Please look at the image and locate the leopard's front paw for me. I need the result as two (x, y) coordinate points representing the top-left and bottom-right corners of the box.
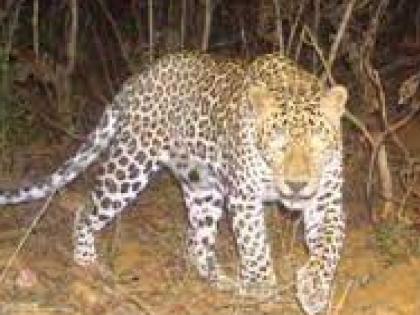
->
(296, 263), (331, 315)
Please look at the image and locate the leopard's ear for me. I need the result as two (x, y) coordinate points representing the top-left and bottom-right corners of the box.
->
(320, 85), (347, 122)
(247, 83), (275, 115)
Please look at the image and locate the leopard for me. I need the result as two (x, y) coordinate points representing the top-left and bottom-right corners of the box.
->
(0, 52), (348, 315)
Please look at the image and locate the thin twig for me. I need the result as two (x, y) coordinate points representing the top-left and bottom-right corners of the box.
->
(361, 0), (389, 54)
(312, 0), (320, 71)
(181, 0), (187, 49)
(303, 25), (334, 84)
(322, 0), (357, 83)
(273, 0), (284, 55)
(148, 0), (154, 62)
(287, 0), (307, 56)
(0, 191), (56, 285)
(201, 0), (212, 51)
(66, 0), (78, 75)
(32, 0), (39, 60)
(328, 280), (355, 315)
(328, 0), (357, 66)
(239, 13), (248, 57)
(96, 0), (132, 68)
(344, 111), (374, 146)
(294, 27), (305, 62)
(4, 1), (22, 68)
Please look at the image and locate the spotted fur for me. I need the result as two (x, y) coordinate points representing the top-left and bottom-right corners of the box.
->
(0, 52), (347, 314)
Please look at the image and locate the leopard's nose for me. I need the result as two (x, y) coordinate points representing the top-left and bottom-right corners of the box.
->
(285, 181), (307, 193)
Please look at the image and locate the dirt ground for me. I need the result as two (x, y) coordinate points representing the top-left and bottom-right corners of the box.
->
(0, 146), (420, 315)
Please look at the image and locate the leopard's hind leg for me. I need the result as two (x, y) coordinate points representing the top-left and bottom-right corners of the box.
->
(73, 132), (160, 265)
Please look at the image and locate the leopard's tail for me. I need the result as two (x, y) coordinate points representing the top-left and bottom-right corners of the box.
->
(0, 105), (120, 205)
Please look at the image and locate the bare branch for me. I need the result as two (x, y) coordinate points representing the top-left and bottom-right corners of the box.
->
(201, 0), (212, 51)
(312, 0), (320, 70)
(344, 111), (374, 146)
(294, 28), (305, 62)
(322, 0), (357, 83)
(32, 0), (39, 60)
(287, 0), (307, 55)
(148, 0), (154, 61)
(66, 0), (78, 75)
(273, 0), (284, 54)
(96, 0), (132, 67)
(181, 0), (187, 49)
(303, 25), (334, 84)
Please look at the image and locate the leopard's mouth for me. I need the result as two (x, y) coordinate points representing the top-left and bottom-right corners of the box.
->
(278, 190), (315, 202)
(279, 195), (312, 210)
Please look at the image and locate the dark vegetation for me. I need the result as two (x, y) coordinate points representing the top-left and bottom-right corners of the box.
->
(0, 1), (420, 314)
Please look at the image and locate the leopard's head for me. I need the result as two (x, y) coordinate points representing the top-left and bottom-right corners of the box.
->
(248, 83), (347, 203)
